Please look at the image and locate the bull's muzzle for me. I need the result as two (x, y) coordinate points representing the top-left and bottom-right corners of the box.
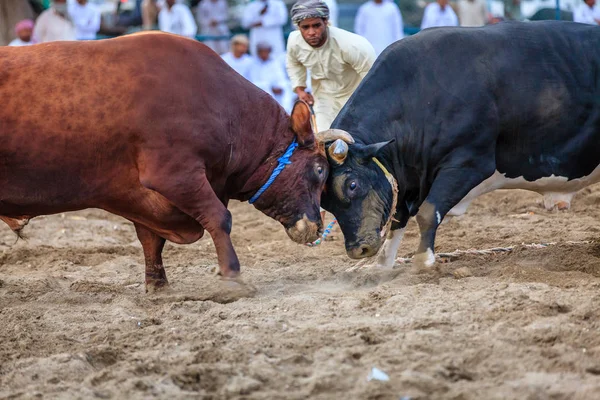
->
(286, 215), (322, 244)
(346, 236), (382, 259)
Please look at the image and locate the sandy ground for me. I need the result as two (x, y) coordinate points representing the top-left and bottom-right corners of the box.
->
(2, 186), (600, 399)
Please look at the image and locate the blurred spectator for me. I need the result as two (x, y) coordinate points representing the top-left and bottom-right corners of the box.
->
(573, 0), (600, 24)
(69, 0), (101, 40)
(249, 42), (292, 112)
(222, 34), (253, 80)
(33, 0), (77, 43)
(355, 0), (403, 56)
(324, 0), (338, 26)
(241, 0), (288, 56)
(0, 0), (35, 46)
(9, 19), (35, 47)
(457, 0), (488, 26)
(197, 0), (230, 54)
(158, 0), (198, 38)
(142, 0), (159, 29)
(503, 0), (521, 20)
(420, 0), (459, 29)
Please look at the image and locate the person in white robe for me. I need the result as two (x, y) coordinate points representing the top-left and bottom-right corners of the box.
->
(457, 0), (488, 26)
(221, 34), (254, 81)
(249, 42), (292, 113)
(324, 0), (338, 26)
(9, 19), (35, 46)
(354, 0), (404, 56)
(241, 0), (288, 56)
(573, 0), (600, 25)
(33, 0), (77, 43)
(420, 0), (459, 30)
(158, 0), (198, 38)
(196, 0), (230, 54)
(68, 0), (101, 40)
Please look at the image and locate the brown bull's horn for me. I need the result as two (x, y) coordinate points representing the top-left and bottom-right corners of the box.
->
(328, 139), (349, 165)
(315, 129), (355, 144)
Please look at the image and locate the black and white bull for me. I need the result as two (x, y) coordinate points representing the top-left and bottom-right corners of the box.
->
(320, 21), (600, 268)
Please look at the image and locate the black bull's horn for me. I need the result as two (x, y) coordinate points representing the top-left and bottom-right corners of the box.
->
(315, 129), (355, 145)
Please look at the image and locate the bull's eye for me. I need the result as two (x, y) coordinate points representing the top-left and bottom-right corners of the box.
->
(349, 181), (357, 191)
(317, 166), (323, 175)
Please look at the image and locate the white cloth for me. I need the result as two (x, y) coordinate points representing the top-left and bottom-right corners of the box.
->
(573, 4), (600, 25)
(68, 2), (101, 40)
(457, 0), (487, 27)
(222, 52), (254, 80)
(241, 0), (288, 56)
(196, 0), (230, 54)
(420, 2), (459, 30)
(8, 38), (33, 46)
(33, 9), (77, 43)
(249, 57), (292, 112)
(158, 3), (198, 38)
(286, 26), (376, 129)
(354, 1), (403, 56)
(324, 0), (338, 27)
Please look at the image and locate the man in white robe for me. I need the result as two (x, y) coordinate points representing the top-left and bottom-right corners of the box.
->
(221, 34), (254, 81)
(9, 19), (35, 46)
(420, 0), (459, 29)
(68, 0), (101, 40)
(197, 0), (230, 54)
(241, 0), (288, 57)
(249, 42), (292, 113)
(573, 0), (600, 25)
(33, 0), (77, 43)
(354, 0), (404, 56)
(158, 0), (198, 38)
(324, 0), (338, 26)
(457, 0), (488, 27)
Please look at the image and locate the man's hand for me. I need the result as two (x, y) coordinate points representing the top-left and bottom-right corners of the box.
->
(295, 88), (314, 105)
(260, 5), (268, 15)
(252, 22), (263, 28)
(210, 19), (218, 27)
(272, 87), (283, 95)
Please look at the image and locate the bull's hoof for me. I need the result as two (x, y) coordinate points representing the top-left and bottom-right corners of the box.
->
(413, 248), (436, 268)
(145, 278), (169, 293)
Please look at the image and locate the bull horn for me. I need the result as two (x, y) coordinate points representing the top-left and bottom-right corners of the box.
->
(328, 139), (349, 165)
(315, 129), (355, 144)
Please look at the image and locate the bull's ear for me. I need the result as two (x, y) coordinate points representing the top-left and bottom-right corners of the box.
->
(290, 101), (315, 148)
(355, 140), (395, 161)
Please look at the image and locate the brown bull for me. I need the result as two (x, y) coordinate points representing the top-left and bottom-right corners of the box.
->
(0, 32), (331, 291)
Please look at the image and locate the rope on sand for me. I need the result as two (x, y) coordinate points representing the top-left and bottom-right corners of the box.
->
(306, 219), (337, 247)
(395, 240), (595, 264)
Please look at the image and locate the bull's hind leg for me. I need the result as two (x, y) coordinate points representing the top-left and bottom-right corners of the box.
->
(414, 164), (494, 268)
(0, 216), (30, 239)
(134, 223), (168, 292)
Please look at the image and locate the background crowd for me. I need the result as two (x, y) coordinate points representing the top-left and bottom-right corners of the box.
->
(2, 0), (599, 112)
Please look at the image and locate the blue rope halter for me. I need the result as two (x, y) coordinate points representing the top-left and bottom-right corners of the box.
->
(248, 138), (299, 204)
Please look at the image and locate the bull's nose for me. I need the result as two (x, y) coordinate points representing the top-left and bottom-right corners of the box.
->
(348, 244), (377, 259)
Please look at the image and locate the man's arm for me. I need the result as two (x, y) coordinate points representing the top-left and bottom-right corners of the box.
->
(420, 5), (433, 30)
(241, 3), (259, 29)
(181, 6), (198, 38)
(286, 42), (313, 104)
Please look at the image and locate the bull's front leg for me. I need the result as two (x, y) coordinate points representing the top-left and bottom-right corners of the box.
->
(134, 223), (168, 292)
(414, 166), (493, 268)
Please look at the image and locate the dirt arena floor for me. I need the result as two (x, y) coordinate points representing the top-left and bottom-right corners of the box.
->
(2, 185), (600, 399)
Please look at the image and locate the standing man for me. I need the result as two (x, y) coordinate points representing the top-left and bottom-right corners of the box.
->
(33, 0), (77, 43)
(286, 0), (376, 132)
(158, 0), (198, 39)
(457, 0), (488, 26)
(69, 0), (101, 40)
(9, 19), (35, 47)
(241, 0), (288, 57)
(420, 0), (459, 30)
(249, 42), (292, 112)
(574, 0), (600, 25)
(354, 0), (404, 56)
(197, 0), (230, 54)
(287, 0), (376, 225)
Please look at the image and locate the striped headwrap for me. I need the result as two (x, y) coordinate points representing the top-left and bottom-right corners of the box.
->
(290, 0), (330, 24)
